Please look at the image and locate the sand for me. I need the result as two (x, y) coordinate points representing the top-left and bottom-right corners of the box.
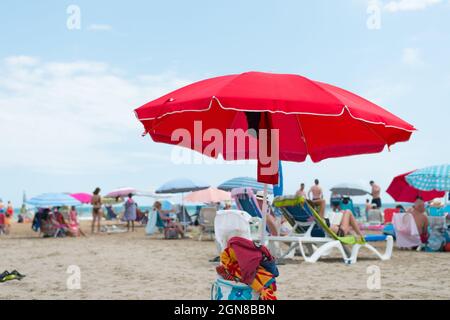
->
(1, 221), (450, 300)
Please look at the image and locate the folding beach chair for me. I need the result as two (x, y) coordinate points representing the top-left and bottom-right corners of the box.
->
(367, 208), (383, 225)
(232, 188), (315, 258)
(177, 205), (193, 229)
(231, 188), (267, 238)
(340, 197), (360, 218)
(231, 188), (263, 219)
(270, 196), (394, 264)
(40, 213), (66, 238)
(198, 207), (217, 241)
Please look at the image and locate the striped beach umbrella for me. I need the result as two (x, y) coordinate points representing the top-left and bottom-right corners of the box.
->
(27, 193), (82, 207)
(218, 177), (273, 194)
(405, 164), (450, 191)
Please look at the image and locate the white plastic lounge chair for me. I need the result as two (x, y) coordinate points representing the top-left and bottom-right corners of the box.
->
(198, 207), (217, 241)
(270, 196), (394, 264)
(214, 209), (253, 252)
(231, 188), (301, 257)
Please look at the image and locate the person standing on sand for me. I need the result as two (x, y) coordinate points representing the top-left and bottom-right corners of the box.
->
(370, 181), (382, 209)
(123, 193), (137, 232)
(308, 179), (326, 218)
(91, 188), (102, 234)
(295, 183), (306, 198)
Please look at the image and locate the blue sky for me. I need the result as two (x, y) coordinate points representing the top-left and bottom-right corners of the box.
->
(0, 0), (449, 205)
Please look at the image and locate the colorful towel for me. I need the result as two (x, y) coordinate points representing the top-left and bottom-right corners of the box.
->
(220, 245), (277, 300)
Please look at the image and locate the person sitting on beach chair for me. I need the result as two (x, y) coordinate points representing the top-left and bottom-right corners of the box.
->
(65, 206), (85, 237)
(153, 201), (184, 239)
(39, 209), (65, 238)
(329, 202), (365, 241)
(408, 197), (429, 245)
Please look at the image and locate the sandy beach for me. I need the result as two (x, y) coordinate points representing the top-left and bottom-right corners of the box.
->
(1, 221), (449, 300)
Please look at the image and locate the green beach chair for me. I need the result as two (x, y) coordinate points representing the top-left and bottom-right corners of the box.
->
(270, 195), (394, 264)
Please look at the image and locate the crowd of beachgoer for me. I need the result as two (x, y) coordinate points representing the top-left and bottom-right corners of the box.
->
(1, 180), (448, 253)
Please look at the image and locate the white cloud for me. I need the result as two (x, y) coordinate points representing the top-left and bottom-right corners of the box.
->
(4, 55), (39, 67)
(0, 56), (191, 174)
(384, 0), (442, 12)
(88, 24), (113, 32)
(402, 47), (424, 66)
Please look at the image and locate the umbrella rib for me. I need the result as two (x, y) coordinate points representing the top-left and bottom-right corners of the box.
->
(295, 114), (310, 157)
(356, 114), (390, 149)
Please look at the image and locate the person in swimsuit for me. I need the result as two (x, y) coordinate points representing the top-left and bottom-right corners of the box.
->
(370, 181), (382, 208)
(91, 187), (102, 234)
(410, 196), (429, 244)
(308, 179), (326, 218)
(153, 201), (184, 238)
(295, 183), (306, 198)
(331, 203), (365, 240)
(256, 191), (286, 236)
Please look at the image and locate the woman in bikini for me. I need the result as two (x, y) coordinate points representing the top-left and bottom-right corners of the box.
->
(91, 188), (102, 234)
(330, 201), (365, 241)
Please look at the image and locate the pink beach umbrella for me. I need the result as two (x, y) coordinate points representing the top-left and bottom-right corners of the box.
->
(184, 187), (231, 203)
(106, 187), (137, 198)
(70, 193), (92, 204)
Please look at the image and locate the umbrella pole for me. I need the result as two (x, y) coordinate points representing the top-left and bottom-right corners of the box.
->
(181, 192), (187, 230)
(260, 184), (268, 244)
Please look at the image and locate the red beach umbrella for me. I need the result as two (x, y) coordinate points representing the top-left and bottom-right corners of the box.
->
(135, 71), (415, 240)
(387, 171), (445, 203)
(135, 72), (414, 179)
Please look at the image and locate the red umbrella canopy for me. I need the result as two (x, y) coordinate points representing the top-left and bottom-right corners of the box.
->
(135, 72), (415, 183)
(387, 171), (445, 203)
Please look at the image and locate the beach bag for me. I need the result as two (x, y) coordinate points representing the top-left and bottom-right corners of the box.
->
(425, 228), (446, 252)
(211, 278), (260, 300)
(164, 227), (179, 239)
